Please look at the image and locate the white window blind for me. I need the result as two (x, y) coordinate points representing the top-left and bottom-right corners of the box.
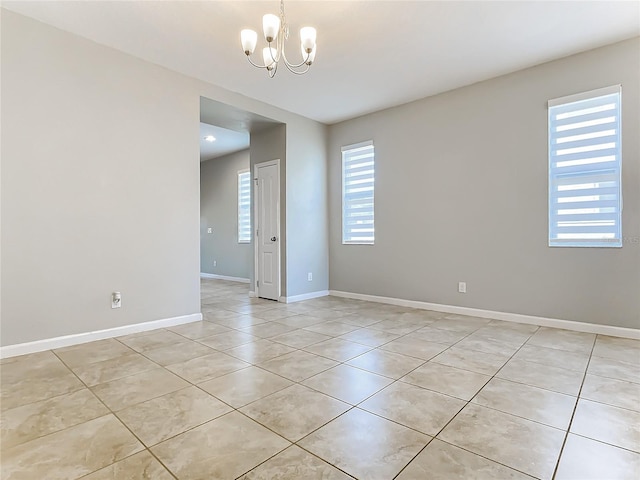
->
(238, 170), (251, 243)
(548, 85), (622, 247)
(342, 141), (375, 244)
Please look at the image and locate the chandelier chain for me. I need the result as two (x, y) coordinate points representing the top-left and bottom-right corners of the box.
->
(280, 0), (290, 41)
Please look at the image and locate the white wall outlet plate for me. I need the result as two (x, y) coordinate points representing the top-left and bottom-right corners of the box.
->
(111, 292), (122, 308)
(458, 282), (467, 293)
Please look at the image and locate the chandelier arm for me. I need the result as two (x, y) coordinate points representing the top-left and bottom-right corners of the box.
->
(269, 62), (278, 78)
(280, 47), (311, 69)
(267, 38), (282, 64)
(246, 55), (270, 70)
(281, 62), (311, 75)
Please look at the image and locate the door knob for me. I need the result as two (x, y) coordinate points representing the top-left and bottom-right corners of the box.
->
(271, 236), (277, 241)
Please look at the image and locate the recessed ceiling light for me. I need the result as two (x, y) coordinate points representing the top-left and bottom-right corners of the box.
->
(204, 135), (216, 142)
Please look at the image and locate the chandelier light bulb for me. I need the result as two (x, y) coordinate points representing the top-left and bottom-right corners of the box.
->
(241, 29), (258, 55)
(300, 27), (316, 52)
(262, 14), (280, 43)
(263, 47), (278, 70)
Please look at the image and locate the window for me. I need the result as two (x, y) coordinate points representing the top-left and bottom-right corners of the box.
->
(342, 141), (375, 244)
(238, 170), (251, 243)
(548, 85), (622, 247)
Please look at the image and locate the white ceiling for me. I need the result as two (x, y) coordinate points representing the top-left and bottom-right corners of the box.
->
(3, 1), (639, 124)
(199, 123), (250, 162)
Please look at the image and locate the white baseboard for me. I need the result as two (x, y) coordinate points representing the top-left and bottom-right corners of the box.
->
(279, 290), (329, 304)
(329, 290), (640, 340)
(248, 291), (257, 298)
(200, 273), (250, 283)
(0, 313), (202, 359)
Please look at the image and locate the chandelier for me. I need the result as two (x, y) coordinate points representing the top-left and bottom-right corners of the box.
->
(240, 0), (317, 77)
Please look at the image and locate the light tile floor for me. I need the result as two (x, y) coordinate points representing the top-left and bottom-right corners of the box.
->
(1, 278), (639, 479)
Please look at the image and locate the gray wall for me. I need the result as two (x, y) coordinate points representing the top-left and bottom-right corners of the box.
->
(1, 9), (202, 346)
(1, 10), (329, 346)
(200, 149), (251, 279)
(286, 121), (329, 297)
(328, 37), (640, 329)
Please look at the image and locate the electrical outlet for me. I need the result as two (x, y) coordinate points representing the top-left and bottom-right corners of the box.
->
(307, 272), (313, 281)
(458, 282), (467, 293)
(213, 261), (217, 267)
(111, 292), (122, 309)
(207, 228), (213, 234)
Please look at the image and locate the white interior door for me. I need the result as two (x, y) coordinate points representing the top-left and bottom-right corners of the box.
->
(254, 160), (280, 300)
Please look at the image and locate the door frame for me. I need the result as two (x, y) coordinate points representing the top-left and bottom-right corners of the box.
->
(253, 159), (281, 300)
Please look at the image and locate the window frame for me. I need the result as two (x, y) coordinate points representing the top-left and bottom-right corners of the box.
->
(548, 85), (622, 248)
(342, 140), (375, 245)
(237, 169), (251, 244)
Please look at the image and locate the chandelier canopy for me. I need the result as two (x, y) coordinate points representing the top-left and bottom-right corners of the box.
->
(240, 0), (317, 77)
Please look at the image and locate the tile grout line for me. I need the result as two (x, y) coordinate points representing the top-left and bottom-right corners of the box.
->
(565, 432), (640, 455)
(550, 334), (598, 480)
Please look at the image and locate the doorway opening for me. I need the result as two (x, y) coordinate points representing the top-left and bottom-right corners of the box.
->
(199, 97), (285, 301)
